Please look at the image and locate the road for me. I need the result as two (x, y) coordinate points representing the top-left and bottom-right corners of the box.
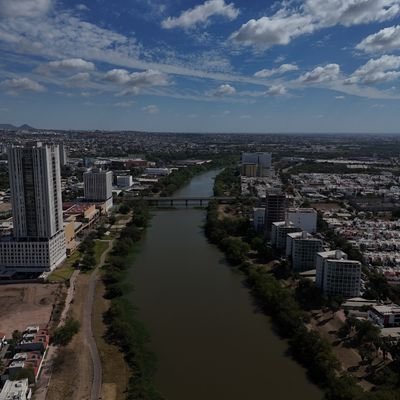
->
(84, 239), (114, 400)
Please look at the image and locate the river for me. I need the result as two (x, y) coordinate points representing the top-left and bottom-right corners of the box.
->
(127, 169), (322, 400)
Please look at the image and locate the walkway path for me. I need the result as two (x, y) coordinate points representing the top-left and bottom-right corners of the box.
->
(33, 270), (80, 400)
(84, 239), (114, 400)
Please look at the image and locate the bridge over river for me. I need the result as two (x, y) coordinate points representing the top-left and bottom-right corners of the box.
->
(126, 196), (237, 207)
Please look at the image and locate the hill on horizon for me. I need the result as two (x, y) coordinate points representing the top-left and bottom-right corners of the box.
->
(0, 123), (35, 130)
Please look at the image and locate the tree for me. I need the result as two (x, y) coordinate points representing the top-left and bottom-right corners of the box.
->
(220, 237), (250, 265)
(295, 279), (325, 310)
(11, 368), (35, 384)
(12, 330), (22, 343)
(353, 320), (380, 346)
(53, 318), (80, 346)
(119, 204), (130, 214)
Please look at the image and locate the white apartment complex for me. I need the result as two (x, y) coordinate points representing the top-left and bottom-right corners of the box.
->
(271, 221), (301, 250)
(316, 250), (361, 298)
(291, 233), (323, 272)
(287, 208), (317, 233)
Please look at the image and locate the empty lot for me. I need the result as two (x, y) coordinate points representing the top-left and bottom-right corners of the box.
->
(0, 284), (61, 336)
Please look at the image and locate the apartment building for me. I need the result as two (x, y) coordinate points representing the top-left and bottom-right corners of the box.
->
(316, 250), (361, 298)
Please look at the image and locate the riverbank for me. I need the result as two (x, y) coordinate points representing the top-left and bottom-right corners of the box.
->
(100, 201), (165, 400)
(204, 171), (398, 400)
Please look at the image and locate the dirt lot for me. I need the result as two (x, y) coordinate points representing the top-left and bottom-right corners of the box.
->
(309, 310), (375, 390)
(0, 284), (61, 337)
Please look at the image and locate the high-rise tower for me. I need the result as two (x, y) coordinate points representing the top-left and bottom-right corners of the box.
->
(0, 143), (66, 273)
(8, 143), (63, 239)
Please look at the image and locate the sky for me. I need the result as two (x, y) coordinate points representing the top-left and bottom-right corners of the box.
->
(1, 0), (400, 133)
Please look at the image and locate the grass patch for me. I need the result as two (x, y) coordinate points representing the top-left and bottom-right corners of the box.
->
(94, 241), (110, 264)
(48, 251), (81, 282)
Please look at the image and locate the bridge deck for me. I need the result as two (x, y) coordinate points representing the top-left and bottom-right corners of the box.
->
(128, 196), (236, 201)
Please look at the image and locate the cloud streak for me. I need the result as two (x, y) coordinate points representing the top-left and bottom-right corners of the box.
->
(231, 0), (400, 49)
(162, 0), (239, 29)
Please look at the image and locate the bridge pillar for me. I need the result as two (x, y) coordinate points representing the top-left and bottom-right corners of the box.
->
(200, 199), (203, 206)
(185, 199), (188, 207)
(170, 199), (173, 207)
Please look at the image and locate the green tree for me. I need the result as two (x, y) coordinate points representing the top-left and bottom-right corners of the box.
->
(53, 318), (80, 346)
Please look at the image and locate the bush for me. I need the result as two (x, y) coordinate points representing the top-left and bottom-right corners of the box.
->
(53, 318), (80, 346)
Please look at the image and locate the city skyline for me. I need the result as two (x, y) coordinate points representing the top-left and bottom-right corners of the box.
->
(2, 0), (400, 133)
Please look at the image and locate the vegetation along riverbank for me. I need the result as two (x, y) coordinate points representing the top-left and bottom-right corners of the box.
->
(99, 163), (233, 399)
(204, 168), (400, 400)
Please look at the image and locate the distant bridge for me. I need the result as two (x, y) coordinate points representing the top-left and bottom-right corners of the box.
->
(126, 196), (237, 207)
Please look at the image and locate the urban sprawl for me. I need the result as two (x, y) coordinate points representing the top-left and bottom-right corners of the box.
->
(0, 128), (399, 399)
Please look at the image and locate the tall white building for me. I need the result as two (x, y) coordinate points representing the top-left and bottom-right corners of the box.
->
(287, 208), (317, 233)
(0, 143), (66, 273)
(84, 169), (113, 211)
(291, 232), (323, 273)
(8, 143), (63, 239)
(316, 250), (361, 298)
(271, 221), (301, 251)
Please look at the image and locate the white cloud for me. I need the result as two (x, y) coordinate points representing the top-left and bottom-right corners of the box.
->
(299, 64), (340, 83)
(345, 55), (400, 84)
(105, 69), (168, 95)
(38, 58), (95, 74)
(142, 105), (159, 114)
(230, 12), (313, 48)
(265, 84), (287, 95)
(0, 9), (287, 88)
(239, 114), (251, 119)
(306, 0), (400, 26)
(231, 0), (400, 49)
(65, 72), (90, 87)
(356, 25), (400, 53)
(162, 0), (239, 29)
(254, 63), (298, 78)
(0, 0), (51, 18)
(213, 83), (236, 96)
(335, 95), (345, 99)
(76, 4), (89, 11)
(0, 77), (45, 93)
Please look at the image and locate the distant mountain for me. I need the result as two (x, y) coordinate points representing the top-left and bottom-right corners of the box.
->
(0, 123), (35, 130)
(19, 124), (35, 130)
(0, 124), (17, 130)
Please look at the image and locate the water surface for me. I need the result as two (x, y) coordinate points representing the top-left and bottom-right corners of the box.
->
(127, 170), (322, 400)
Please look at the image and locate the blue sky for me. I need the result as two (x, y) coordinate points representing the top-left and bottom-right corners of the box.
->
(1, 0), (400, 133)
